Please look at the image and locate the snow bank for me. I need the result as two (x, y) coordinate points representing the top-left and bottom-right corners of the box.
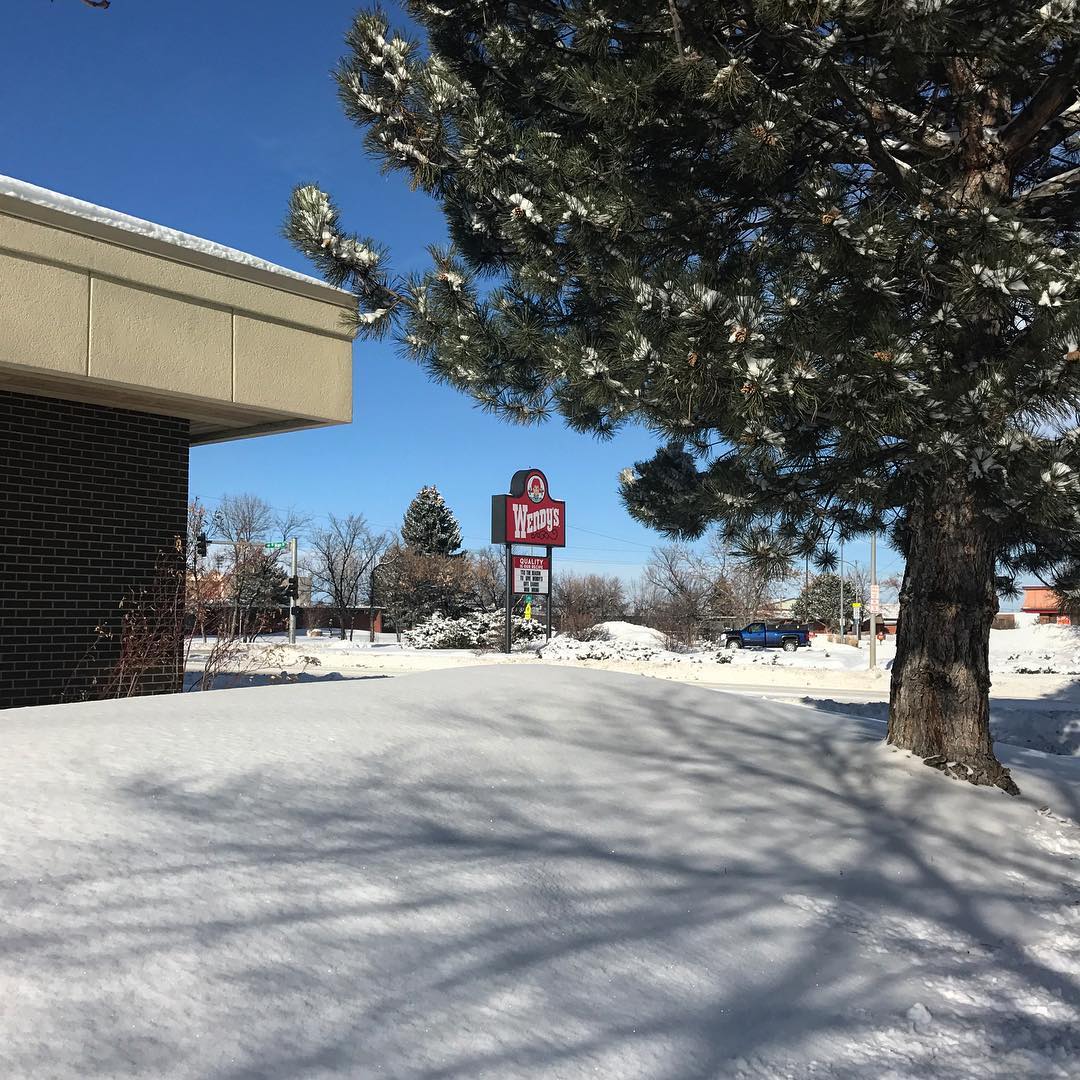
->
(590, 620), (669, 647)
(539, 621), (676, 662)
(0, 173), (343, 291)
(540, 636), (671, 662)
(187, 622), (1080, 695)
(989, 618), (1080, 675)
(1, 668), (1077, 1078)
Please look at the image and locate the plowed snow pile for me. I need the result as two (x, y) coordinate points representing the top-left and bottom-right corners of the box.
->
(2, 668), (1078, 1079)
(540, 620), (673, 661)
(990, 619), (1080, 674)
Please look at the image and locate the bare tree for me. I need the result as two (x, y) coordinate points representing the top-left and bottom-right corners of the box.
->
(551, 572), (626, 635)
(306, 515), (390, 640)
(880, 573), (903, 605)
(185, 498), (212, 642)
(626, 577), (663, 623)
(643, 546), (719, 646)
(211, 494), (309, 640)
(551, 573), (590, 636)
(709, 536), (794, 625)
(470, 547), (506, 612)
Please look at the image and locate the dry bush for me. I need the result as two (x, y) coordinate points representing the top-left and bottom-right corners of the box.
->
(87, 540), (187, 700)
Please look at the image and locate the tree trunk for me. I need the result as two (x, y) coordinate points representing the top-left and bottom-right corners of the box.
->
(887, 480), (1018, 795)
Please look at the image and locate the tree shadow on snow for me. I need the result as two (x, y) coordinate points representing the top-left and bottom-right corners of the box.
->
(1, 668), (1078, 1079)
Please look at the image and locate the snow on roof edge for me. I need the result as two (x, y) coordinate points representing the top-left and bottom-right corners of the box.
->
(0, 174), (352, 299)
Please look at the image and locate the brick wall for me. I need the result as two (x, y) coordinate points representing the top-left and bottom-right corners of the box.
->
(0, 390), (189, 708)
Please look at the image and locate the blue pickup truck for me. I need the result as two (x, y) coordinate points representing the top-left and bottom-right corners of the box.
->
(720, 621), (812, 652)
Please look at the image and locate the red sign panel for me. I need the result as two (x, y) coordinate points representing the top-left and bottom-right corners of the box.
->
(491, 469), (566, 547)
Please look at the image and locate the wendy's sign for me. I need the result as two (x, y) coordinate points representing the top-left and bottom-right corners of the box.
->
(491, 469), (566, 547)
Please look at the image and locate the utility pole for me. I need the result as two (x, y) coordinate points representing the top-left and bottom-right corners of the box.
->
(288, 536), (298, 645)
(369, 562), (379, 644)
(839, 541), (844, 640)
(869, 531), (877, 670)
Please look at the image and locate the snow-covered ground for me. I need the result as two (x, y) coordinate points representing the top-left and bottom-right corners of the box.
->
(193, 616), (1080, 678)
(186, 622), (1080, 752)
(2, 667), (1077, 1078)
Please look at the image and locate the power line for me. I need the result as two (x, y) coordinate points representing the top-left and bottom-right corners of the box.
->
(192, 491), (903, 572)
(192, 492), (657, 560)
(569, 525), (655, 550)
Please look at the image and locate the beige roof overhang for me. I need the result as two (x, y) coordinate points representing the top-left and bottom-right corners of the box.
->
(0, 180), (356, 444)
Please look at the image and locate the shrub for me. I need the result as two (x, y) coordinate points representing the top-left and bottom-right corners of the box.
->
(404, 611), (546, 650)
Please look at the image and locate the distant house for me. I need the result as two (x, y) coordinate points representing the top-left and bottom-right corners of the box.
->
(1021, 586), (1070, 625)
(775, 594), (896, 636)
(771, 596), (828, 633)
(858, 602), (900, 636)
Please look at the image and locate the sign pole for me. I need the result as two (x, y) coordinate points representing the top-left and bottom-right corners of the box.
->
(288, 537), (298, 645)
(546, 545), (553, 640)
(504, 542), (513, 654)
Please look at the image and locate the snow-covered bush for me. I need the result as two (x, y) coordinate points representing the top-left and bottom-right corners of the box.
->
(404, 611), (545, 649)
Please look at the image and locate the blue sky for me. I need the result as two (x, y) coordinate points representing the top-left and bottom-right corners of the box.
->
(3, 0), (904, 587)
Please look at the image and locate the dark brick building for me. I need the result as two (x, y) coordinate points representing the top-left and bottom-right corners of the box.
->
(0, 393), (189, 706)
(0, 176), (355, 708)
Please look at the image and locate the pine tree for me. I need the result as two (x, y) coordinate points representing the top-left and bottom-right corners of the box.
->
(401, 485), (463, 556)
(793, 574), (859, 634)
(286, 3), (1080, 793)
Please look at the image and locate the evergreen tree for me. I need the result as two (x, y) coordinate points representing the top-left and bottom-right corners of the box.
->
(401, 485), (463, 556)
(793, 573), (859, 634)
(286, 3), (1080, 792)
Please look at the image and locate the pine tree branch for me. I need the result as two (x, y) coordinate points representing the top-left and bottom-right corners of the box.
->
(1015, 101), (1080, 168)
(1006, 163), (1080, 216)
(1014, 164), (1080, 208)
(822, 68), (918, 197)
(667, 0), (685, 54)
(864, 98), (956, 156)
(1000, 46), (1080, 161)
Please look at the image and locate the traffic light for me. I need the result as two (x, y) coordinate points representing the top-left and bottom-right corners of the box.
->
(195, 533), (208, 558)
(288, 576), (299, 599)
